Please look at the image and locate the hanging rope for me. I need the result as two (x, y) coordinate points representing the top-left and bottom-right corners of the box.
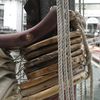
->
(56, 3), (65, 100)
(64, 1), (75, 100)
(56, 0), (75, 100)
(56, 0), (69, 99)
(74, 11), (94, 100)
(69, 10), (94, 100)
(78, 24), (94, 100)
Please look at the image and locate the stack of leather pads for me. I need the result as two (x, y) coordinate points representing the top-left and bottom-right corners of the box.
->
(20, 31), (86, 98)
(19, 10), (87, 99)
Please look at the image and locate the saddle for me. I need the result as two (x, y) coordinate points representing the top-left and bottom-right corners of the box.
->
(18, 10), (90, 100)
(6, 8), (91, 100)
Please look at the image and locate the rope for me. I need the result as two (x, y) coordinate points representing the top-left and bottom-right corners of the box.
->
(56, 0), (69, 99)
(56, 0), (75, 100)
(61, 0), (71, 99)
(67, 10), (93, 100)
(77, 24), (94, 100)
(70, 11), (93, 100)
(63, 1), (75, 100)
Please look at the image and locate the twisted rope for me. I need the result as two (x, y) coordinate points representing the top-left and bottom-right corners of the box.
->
(70, 11), (93, 100)
(56, 0), (75, 100)
(77, 24), (94, 100)
(63, 1), (75, 100)
(56, 1), (65, 99)
(56, 0), (69, 99)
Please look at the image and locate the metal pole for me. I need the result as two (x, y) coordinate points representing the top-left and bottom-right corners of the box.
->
(83, 0), (85, 16)
(21, 2), (24, 31)
(69, 0), (75, 11)
(79, 0), (81, 14)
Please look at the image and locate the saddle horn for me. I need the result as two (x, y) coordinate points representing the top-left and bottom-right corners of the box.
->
(0, 7), (57, 49)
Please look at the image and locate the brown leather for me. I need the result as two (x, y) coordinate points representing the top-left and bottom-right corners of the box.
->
(21, 77), (58, 97)
(23, 31), (81, 54)
(27, 63), (57, 79)
(24, 51), (83, 68)
(20, 72), (58, 90)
